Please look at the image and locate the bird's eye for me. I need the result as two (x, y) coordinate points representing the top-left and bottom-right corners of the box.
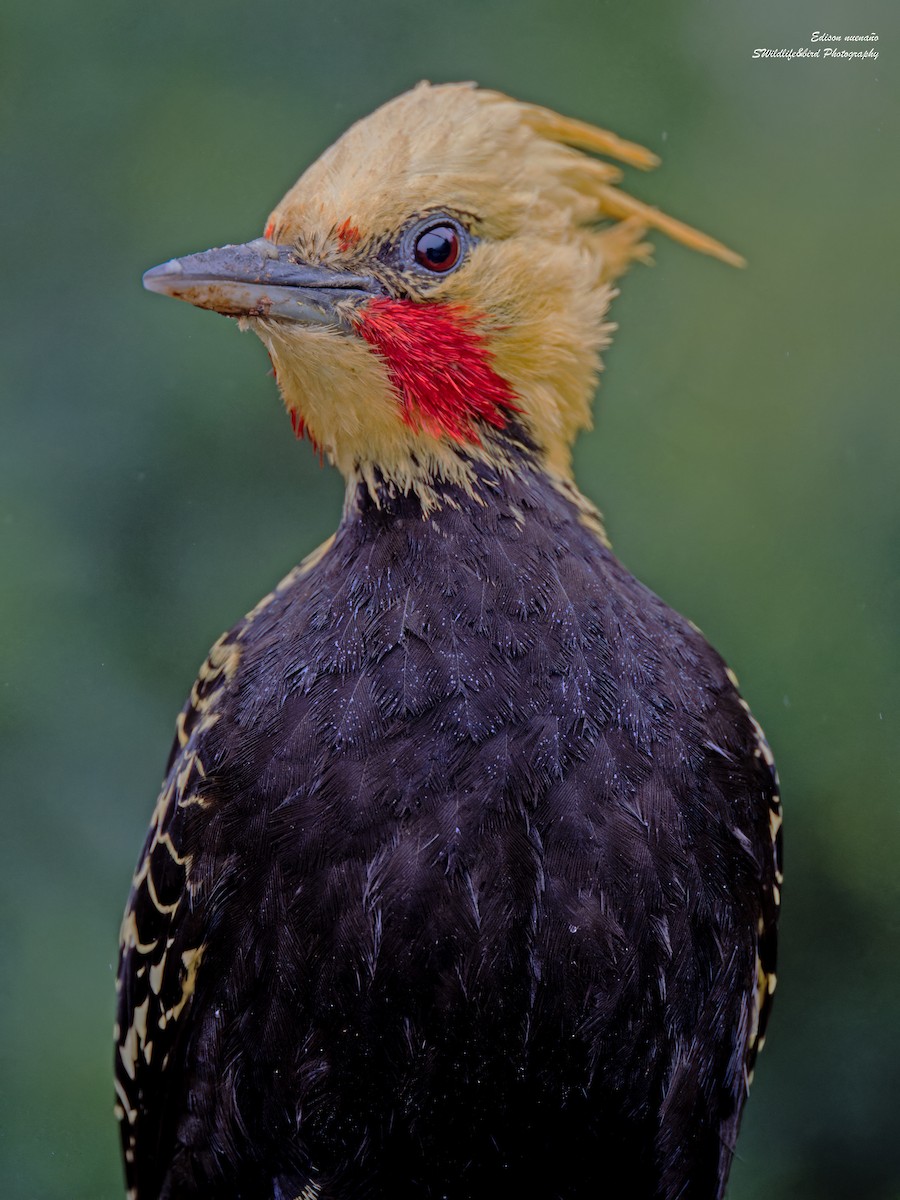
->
(413, 224), (462, 273)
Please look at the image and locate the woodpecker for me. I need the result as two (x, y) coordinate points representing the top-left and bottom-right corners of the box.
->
(117, 82), (781, 1200)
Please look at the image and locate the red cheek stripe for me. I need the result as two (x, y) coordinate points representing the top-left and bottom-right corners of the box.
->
(336, 219), (361, 253)
(289, 408), (323, 460)
(354, 299), (518, 444)
(263, 219), (276, 240)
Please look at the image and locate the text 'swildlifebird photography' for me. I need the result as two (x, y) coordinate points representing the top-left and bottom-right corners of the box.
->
(1, 3), (898, 1200)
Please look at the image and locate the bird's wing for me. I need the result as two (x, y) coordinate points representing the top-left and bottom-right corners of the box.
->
(114, 544), (334, 1198)
(712, 703), (781, 1198)
(741, 702), (782, 1082)
(115, 630), (241, 1199)
(625, 660), (782, 1199)
(709, 696), (783, 1197)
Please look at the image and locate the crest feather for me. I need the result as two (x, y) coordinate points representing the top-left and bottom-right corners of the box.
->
(519, 101), (661, 171)
(485, 89), (746, 269)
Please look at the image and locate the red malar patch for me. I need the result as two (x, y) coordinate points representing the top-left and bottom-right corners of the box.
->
(263, 219), (276, 240)
(336, 219), (361, 253)
(354, 299), (518, 444)
(288, 408), (323, 461)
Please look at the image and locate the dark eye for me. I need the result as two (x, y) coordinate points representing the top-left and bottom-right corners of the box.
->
(413, 224), (462, 273)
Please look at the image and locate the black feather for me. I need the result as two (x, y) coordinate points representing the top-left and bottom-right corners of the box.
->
(116, 452), (779, 1200)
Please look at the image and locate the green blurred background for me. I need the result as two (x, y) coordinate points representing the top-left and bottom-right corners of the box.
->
(2, 0), (898, 1196)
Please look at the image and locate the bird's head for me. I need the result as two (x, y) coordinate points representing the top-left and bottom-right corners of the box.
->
(145, 82), (742, 509)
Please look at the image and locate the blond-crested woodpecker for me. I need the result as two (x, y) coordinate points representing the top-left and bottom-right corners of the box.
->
(117, 83), (781, 1200)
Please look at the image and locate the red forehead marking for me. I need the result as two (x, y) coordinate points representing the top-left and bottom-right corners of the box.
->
(354, 299), (518, 444)
(335, 219), (361, 253)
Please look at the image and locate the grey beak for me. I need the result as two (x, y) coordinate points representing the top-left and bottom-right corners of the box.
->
(143, 238), (384, 326)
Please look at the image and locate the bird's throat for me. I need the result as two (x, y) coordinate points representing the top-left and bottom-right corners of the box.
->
(258, 300), (531, 512)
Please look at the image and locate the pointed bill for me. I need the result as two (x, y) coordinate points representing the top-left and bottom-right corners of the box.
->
(143, 239), (385, 326)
